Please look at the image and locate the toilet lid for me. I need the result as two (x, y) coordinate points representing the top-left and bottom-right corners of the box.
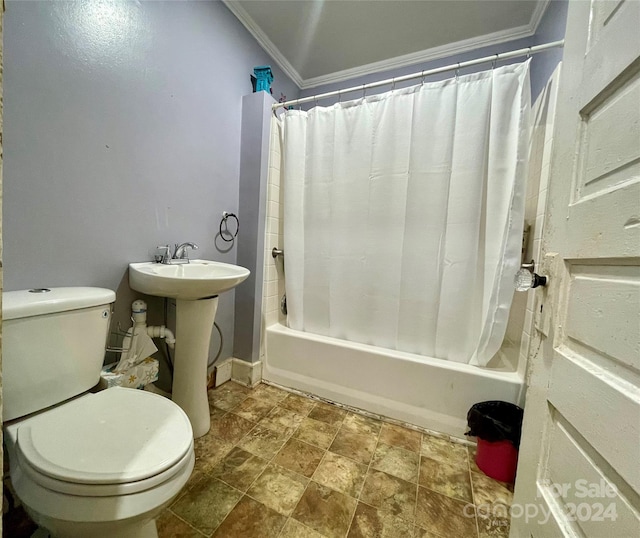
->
(16, 387), (193, 485)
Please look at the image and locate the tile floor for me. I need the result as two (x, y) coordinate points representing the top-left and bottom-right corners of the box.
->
(158, 382), (514, 538)
(2, 381), (514, 538)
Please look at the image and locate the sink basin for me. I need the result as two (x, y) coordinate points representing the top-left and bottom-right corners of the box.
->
(129, 260), (250, 300)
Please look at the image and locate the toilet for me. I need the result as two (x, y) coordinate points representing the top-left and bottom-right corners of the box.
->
(2, 287), (195, 538)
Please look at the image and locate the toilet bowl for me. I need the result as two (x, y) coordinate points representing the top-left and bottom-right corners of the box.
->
(2, 288), (195, 537)
(5, 388), (194, 538)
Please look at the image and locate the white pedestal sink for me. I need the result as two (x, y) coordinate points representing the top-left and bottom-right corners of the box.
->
(129, 260), (250, 438)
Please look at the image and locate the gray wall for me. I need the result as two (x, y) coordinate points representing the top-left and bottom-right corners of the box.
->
(530, 0), (569, 99)
(234, 92), (274, 363)
(4, 0), (298, 364)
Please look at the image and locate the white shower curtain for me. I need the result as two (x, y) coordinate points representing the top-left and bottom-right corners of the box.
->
(282, 61), (530, 366)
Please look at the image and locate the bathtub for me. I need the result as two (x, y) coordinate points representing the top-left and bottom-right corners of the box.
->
(263, 323), (525, 438)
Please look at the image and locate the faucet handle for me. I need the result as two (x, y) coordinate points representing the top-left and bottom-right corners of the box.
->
(155, 245), (171, 263)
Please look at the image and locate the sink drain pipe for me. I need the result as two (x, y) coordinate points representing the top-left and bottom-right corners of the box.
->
(117, 300), (176, 374)
(130, 299), (176, 347)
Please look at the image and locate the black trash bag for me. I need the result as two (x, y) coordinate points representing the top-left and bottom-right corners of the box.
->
(466, 401), (524, 448)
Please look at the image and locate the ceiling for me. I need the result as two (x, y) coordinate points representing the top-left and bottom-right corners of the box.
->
(224, 0), (549, 89)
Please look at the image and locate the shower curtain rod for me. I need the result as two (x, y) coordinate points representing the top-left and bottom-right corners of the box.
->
(272, 39), (564, 110)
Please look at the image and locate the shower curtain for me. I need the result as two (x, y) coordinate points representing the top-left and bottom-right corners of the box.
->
(281, 61), (530, 366)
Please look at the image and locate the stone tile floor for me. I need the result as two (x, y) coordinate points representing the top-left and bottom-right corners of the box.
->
(3, 382), (514, 538)
(159, 382), (513, 538)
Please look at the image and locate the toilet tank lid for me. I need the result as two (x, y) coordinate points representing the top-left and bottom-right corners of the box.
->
(3, 287), (116, 320)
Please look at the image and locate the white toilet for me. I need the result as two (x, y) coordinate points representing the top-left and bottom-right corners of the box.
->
(2, 287), (195, 538)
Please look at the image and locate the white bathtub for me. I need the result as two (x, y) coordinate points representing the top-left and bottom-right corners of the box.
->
(263, 323), (525, 438)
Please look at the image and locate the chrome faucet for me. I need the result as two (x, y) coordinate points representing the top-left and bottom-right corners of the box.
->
(155, 243), (198, 264)
(173, 242), (199, 263)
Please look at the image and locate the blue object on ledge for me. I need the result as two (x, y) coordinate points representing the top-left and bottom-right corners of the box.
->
(254, 65), (274, 93)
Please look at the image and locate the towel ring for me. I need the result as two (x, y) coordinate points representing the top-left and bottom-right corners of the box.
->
(220, 212), (239, 242)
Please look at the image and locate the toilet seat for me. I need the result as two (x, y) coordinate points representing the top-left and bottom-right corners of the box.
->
(13, 387), (193, 496)
(15, 440), (194, 497)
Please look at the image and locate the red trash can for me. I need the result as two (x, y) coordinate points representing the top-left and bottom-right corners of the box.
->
(466, 401), (523, 483)
(475, 438), (519, 483)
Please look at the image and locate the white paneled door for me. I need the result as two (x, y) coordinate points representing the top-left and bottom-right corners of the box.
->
(511, 0), (640, 537)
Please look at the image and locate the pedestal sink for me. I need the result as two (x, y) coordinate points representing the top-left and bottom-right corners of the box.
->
(129, 260), (250, 438)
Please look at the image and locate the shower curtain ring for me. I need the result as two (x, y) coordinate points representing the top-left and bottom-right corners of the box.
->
(527, 47), (532, 59)
(492, 54), (498, 70)
(455, 63), (460, 80)
(421, 71), (426, 85)
(391, 78), (396, 91)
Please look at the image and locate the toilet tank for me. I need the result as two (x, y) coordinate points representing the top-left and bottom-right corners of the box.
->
(2, 287), (116, 422)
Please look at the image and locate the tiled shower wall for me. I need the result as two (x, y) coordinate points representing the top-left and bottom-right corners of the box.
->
(261, 66), (561, 374)
(260, 120), (285, 362)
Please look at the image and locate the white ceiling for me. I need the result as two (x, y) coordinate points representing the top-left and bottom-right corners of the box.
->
(224, 0), (549, 89)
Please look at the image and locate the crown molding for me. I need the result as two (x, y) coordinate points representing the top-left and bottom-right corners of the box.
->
(300, 23), (536, 89)
(530, 0), (551, 33)
(224, 0), (550, 91)
(222, 0), (304, 88)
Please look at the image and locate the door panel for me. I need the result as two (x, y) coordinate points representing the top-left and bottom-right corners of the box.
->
(545, 417), (639, 537)
(576, 65), (640, 201)
(548, 352), (640, 492)
(511, 0), (640, 535)
(565, 265), (640, 371)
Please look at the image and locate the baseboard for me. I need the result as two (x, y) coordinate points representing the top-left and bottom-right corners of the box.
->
(213, 358), (233, 388)
(231, 358), (263, 387)
(212, 357), (262, 388)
